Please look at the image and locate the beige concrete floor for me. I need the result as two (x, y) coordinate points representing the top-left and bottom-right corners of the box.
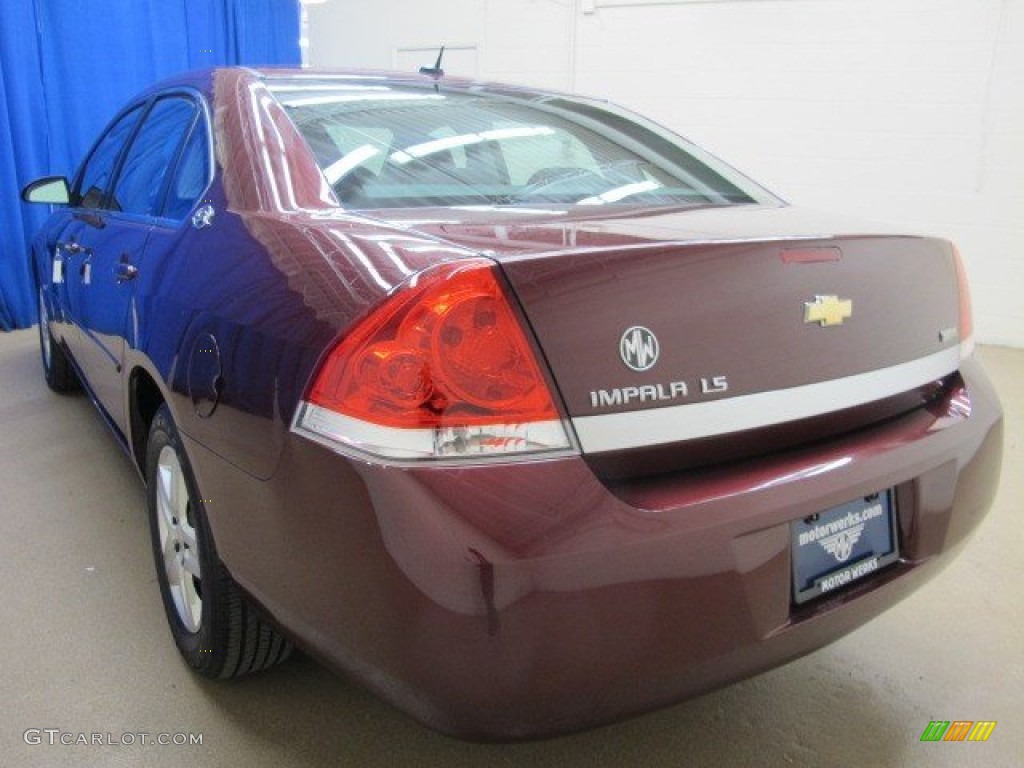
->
(0, 328), (1020, 767)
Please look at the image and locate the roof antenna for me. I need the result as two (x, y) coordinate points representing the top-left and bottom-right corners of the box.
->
(419, 46), (445, 79)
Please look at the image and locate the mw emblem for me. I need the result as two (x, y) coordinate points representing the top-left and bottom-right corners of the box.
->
(619, 326), (659, 371)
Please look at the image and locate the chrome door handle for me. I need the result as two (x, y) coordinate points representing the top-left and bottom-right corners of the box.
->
(115, 262), (138, 283)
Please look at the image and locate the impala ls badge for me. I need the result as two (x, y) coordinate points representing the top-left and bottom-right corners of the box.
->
(804, 295), (853, 327)
(620, 326), (659, 371)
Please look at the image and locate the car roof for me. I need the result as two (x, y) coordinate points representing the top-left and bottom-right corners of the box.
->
(259, 67), (601, 108)
(139, 66), (590, 106)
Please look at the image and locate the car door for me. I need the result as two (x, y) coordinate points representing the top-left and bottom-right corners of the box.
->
(55, 104), (145, 361)
(67, 94), (201, 432)
(128, 103), (214, 397)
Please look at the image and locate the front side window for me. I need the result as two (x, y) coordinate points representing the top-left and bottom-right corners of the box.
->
(74, 106), (143, 209)
(110, 96), (197, 216)
(273, 82), (778, 210)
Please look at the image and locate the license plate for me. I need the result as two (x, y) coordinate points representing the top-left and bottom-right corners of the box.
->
(791, 490), (899, 604)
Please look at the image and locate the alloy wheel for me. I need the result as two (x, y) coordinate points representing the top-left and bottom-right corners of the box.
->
(155, 445), (203, 632)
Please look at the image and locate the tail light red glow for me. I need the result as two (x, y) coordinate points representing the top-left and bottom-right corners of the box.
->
(295, 258), (572, 461)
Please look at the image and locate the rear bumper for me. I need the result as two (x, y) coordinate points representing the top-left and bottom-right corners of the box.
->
(190, 357), (1002, 740)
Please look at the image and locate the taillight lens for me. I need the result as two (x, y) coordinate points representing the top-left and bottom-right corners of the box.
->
(951, 243), (974, 359)
(294, 258), (573, 461)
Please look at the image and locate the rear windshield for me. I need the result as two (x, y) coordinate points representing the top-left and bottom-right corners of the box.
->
(271, 80), (778, 211)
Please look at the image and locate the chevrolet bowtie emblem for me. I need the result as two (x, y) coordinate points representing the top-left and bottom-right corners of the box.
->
(804, 295), (853, 327)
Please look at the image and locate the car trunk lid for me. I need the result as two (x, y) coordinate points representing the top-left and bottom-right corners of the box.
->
(381, 204), (965, 476)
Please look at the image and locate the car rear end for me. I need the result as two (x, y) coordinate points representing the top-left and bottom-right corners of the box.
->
(329, 366), (999, 739)
(219, 73), (1004, 739)
(279, 218), (1001, 739)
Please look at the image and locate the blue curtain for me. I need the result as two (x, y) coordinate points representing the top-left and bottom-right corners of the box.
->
(0, 0), (300, 330)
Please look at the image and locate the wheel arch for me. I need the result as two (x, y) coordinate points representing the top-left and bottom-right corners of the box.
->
(128, 365), (168, 474)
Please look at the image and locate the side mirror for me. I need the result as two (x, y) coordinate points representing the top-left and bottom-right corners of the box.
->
(22, 176), (71, 205)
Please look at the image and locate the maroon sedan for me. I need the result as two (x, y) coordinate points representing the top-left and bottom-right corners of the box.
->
(23, 67), (1002, 739)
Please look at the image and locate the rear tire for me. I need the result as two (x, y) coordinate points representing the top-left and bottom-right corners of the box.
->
(145, 404), (292, 678)
(37, 286), (79, 393)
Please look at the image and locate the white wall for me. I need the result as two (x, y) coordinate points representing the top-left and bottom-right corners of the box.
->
(308, 0), (1024, 347)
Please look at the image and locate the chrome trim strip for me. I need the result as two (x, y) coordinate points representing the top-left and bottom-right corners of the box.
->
(960, 336), (976, 360)
(292, 402), (575, 466)
(572, 347), (962, 454)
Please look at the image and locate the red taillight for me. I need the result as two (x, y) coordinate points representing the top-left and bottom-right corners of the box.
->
(297, 259), (571, 460)
(951, 243), (974, 357)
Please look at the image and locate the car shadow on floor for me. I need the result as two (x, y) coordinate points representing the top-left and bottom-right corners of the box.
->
(194, 644), (915, 768)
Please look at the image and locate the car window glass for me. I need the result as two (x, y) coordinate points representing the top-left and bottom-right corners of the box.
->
(162, 123), (210, 220)
(275, 84), (778, 210)
(110, 97), (197, 216)
(318, 124), (393, 186)
(75, 106), (143, 209)
(497, 125), (599, 186)
(426, 125), (468, 169)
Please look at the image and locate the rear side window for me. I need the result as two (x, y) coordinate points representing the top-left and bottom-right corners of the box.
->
(75, 106), (143, 209)
(162, 123), (210, 220)
(110, 97), (198, 216)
